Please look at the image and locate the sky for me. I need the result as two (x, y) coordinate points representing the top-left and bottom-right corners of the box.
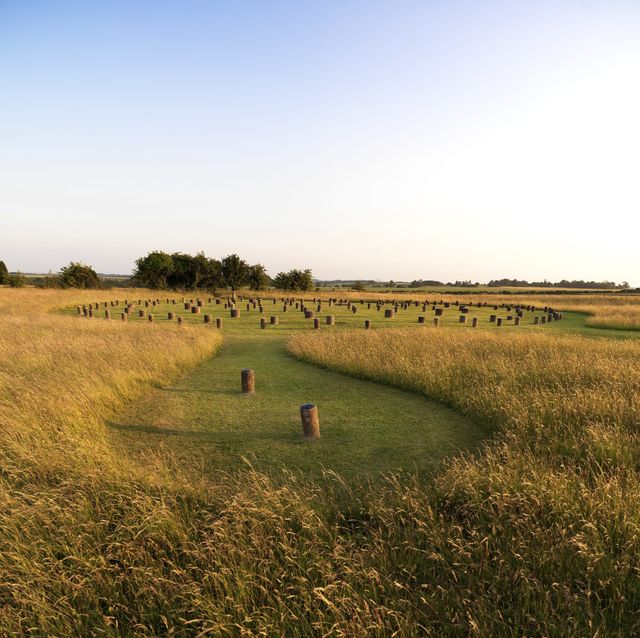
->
(1, 1), (639, 283)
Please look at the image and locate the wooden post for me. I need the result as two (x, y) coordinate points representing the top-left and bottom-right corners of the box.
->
(241, 369), (255, 394)
(104, 310), (111, 320)
(148, 314), (154, 322)
(459, 315), (467, 324)
(417, 316), (425, 324)
(497, 317), (503, 327)
(121, 313), (127, 322)
(138, 310), (145, 318)
(515, 317), (521, 326)
(364, 319), (371, 329)
(231, 309), (240, 318)
(472, 317), (478, 327)
(433, 317), (439, 328)
(270, 316), (278, 325)
(326, 315), (335, 325)
(216, 317), (223, 328)
(260, 318), (266, 329)
(204, 314), (212, 324)
(384, 309), (394, 318)
(168, 312), (175, 320)
(300, 403), (320, 440)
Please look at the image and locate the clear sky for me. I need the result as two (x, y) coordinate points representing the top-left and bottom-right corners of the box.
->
(1, 1), (639, 283)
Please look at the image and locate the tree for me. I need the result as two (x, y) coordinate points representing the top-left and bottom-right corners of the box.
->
(58, 262), (101, 289)
(272, 268), (313, 291)
(8, 272), (26, 288)
(352, 281), (365, 291)
(134, 251), (174, 289)
(221, 254), (248, 290)
(201, 258), (223, 292)
(0, 261), (8, 285)
(247, 264), (270, 290)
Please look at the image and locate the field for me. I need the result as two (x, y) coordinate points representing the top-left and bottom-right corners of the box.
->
(2, 287), (640, 635)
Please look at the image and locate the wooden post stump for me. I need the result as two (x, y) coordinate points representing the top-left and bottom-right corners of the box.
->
(148, 314), (154, 322)
(515, 317), (521, 326)
(204, 314), (212, 324)
(313, 318), (320, 329)
(216, 318), (223, 328)
(472, 317), (478, 327)
(433, 317), (439, 328)
(260, 318), (266, 329)
(241, 369), (255, 394)
(497, 317), (503, 327)
(121, 313), (127, 321)
(364, 319), (371, 329)
(231, 309), (240, 318)
(270, 316), (278, 325)
(459, 315), (467, 323)
(384, 309), (394, 318)
(138, 310), (145, 318)
(168, 312), (175, 320)
(300, 403), (320, 440)
(326, 315), (335, 325)
(191, 306), (200, 314)
(184, 303), (191, 310)
(105, 310), (111, 320)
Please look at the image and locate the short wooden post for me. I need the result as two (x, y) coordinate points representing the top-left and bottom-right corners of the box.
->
(148, 314), (154, 322)
(384, 309), (394, 318)
(270, 316), (278, 325)
(313, 318), (320, 329)
(241, 369), (255, 394)
(364, 319), (371, 329)
(138, 310), (145, 318)
(260, 318), (266, 329)
(121, 313), (127, 322)
(514, 317), (521, 326)
(216, 317), (223, 328)
(300, 403), (320, 440)
(459, 315), (467, 324)
(231, 309), (240, 318)
(204, 314), (212, 324)
(105, 310), (111, 320)
(417, 316), (425, 324)
(534, 316), (539, 325)
(472, 317), (478, 327)
(177, 317), (183, 325)
(497, 317), (503, 327)
(184, 303), (191, 310)
(433, 317), (439, 327)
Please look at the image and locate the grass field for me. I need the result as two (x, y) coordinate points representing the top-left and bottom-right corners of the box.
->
(3, 286), (640, 635)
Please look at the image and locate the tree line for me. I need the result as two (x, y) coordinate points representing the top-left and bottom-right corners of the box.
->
(133, 251), (314, 291)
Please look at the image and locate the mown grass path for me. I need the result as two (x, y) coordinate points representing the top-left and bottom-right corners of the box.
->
(110, 329), (487, 481)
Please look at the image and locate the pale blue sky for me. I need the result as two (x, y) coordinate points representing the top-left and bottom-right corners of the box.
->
(1, 1), (639, 282)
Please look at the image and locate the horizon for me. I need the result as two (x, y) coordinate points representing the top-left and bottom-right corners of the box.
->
(2, 1), (639, 284)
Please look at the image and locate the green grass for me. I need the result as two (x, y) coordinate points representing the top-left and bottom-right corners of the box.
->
(66, 294), (639, 483)
(108, 324), (485, 482)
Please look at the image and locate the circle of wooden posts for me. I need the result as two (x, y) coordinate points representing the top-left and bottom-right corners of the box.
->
(241, 369), (255, 394)
(300, 403), (320, 440)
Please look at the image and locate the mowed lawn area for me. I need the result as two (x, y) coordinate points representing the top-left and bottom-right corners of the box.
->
(67, 291), (628, 481)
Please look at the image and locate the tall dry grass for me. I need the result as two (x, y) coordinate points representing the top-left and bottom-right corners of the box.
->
(288, 327), (640, 636)
(3, 287), (640, 635)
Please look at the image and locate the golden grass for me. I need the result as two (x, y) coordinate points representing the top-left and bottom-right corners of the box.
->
(3, 286), (640, 634)
(288, 327), (640, 635)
